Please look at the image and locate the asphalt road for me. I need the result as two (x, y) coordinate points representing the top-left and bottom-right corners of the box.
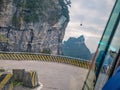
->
(0, 60), (88, 90)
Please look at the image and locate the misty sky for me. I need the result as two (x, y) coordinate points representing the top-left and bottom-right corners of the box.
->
(63, 0), (115, 53)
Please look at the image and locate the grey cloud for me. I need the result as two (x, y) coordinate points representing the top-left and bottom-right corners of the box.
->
(64, 0), (116, 52)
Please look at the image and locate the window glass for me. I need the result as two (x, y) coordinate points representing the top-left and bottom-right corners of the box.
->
(95, 23), (120, 90)
(83, 0), (120, 89)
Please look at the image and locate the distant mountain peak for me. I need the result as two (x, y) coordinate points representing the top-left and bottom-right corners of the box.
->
(78, 35), (85, 42)
(62, 35), (92, 60)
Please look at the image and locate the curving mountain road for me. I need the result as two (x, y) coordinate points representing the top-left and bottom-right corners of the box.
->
(0, 60), (88, 90)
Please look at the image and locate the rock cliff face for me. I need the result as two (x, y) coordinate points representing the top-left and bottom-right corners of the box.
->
(0, 0), (70, 54)
(0, 0), (13, 26)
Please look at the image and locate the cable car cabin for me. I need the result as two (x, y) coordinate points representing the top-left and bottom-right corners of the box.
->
(82, 0), (120, 90)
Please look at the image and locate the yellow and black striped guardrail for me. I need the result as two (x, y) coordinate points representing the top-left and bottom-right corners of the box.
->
(0, 72), (13, 90)
(0, 52), (90, 69)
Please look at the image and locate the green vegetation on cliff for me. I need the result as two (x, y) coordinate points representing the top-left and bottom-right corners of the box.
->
(0, 34), (8, 42)
(12, 0), (69, 27)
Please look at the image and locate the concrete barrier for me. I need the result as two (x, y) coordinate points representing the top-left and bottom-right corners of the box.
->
(0, 73), (13, 90)
(13, 69), (25, 82)
(23, 71), (39, 88)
